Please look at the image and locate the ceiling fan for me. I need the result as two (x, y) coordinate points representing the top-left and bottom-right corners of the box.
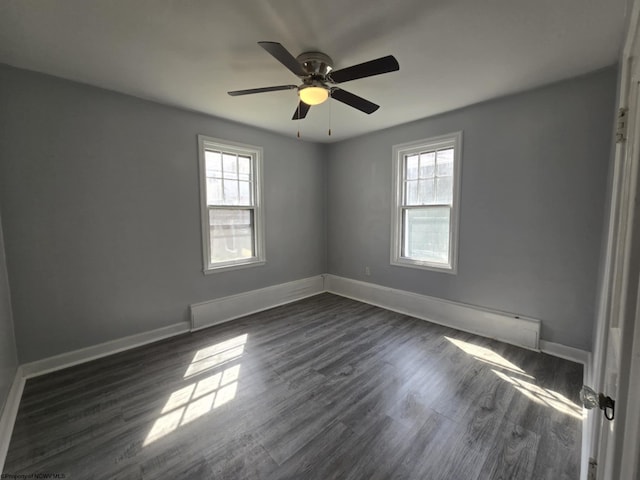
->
(228, 42), (399, 120)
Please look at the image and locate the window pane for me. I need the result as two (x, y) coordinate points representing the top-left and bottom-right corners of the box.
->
(436, 148), (454, 176)
(405, 180), (419, 205)
(206, 178), (223, 205)
(406, 155), (419, 180)
(222, 153), (237, 180)
(223, 179), (238, 205)
(402, 207), (450, 264)
(209, 209), (254, 263)
(418, 178), (435, 204)
(238, 155), (251, 182)
(238, 181), (251, 205)
(205, 151), (222, 178)
(436, 176), (453, 204)
(420, 151), (435, 178)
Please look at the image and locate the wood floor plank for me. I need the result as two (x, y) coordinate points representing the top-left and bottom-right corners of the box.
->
(3, 293), (583, 479)
(267, 421), (357, 480)
(477, 419), (540, 480)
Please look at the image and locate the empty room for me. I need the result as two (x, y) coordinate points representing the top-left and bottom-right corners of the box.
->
(1, 1), (640, 479)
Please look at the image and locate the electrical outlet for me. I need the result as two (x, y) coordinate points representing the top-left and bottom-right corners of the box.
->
(365, 266), (371, 276)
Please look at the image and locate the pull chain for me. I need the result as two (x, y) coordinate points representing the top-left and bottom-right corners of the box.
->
(297, 101), (301, 139)
(328, 90), (332, 136)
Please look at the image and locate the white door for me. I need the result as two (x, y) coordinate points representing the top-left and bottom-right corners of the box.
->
(587, 3), (640, 478)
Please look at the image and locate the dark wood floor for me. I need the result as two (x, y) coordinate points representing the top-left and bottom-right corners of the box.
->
(3, 293), (583, 479)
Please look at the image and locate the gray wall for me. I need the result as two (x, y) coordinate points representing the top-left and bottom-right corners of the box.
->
(0, 212), (18, 412)
(0, 65), (327, 363)
(327, 67), (617, 350)
(0, 63), (617, 363)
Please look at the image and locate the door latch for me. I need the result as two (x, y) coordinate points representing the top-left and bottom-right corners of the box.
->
(580, 385), (615, 421)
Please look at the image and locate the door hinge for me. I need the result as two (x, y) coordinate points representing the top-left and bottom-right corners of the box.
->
(588, 458), (597, 480)
(616, 107), (628, 143)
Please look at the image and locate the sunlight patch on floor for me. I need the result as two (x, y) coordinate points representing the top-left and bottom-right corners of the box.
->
(492, 369), (582, 419)
(445, 336), (532, 378)
(144, 334), (247, 446)
(184, 333), (248, 378)
(445, 336), (582, 420)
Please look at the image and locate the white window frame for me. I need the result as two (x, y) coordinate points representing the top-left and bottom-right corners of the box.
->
(197, 135), (265, 273)
(390, 131), (462, 274)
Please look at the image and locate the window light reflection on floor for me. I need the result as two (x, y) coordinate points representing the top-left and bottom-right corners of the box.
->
(492, 369), (583, 419)
(445, 336), (532, 377)
(143, 334), (247, 446)
(184, 333), (248, 378)
(445, 336), (582, 419)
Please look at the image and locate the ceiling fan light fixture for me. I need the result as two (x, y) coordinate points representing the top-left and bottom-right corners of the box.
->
(299, 86), (329, 106)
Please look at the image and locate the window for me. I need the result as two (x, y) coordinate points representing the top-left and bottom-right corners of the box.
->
(198, 135), (265, 273)
(391, 132), (462, 273)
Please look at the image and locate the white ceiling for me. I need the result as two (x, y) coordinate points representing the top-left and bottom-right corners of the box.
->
(0, 0), (629, 142)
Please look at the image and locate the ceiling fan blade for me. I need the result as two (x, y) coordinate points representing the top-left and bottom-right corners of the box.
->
(330, 55), (399, 83)
(258, 41), (307, 77)
(292, 101), (311, 120)
(331, 88), (379, 114)
(228, 85), (297, 96)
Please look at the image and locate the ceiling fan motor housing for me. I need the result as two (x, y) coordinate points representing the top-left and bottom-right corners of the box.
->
(296, 52), (334, 78)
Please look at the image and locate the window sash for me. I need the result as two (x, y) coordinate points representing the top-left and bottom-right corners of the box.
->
(400, 147), (455, 266)
(402, 147), (455, 207)
(207, 207), (257, 267)
(204, 148), (255, 207)
(401, 205), (452, 264)
(204, 149), (258, 267)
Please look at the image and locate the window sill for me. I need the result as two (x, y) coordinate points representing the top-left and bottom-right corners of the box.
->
(203, 259), (266, 275)
(390, 258), (457, 275)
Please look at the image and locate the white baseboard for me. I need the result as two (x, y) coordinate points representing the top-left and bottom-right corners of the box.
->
(539, 339), (590, 365)
(0, 366), (25, 473)
(21, 322), (190, 379)
(325, 274), (541, 350)
(190, 275), (325, 331)
(16, 275), (588, 378)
